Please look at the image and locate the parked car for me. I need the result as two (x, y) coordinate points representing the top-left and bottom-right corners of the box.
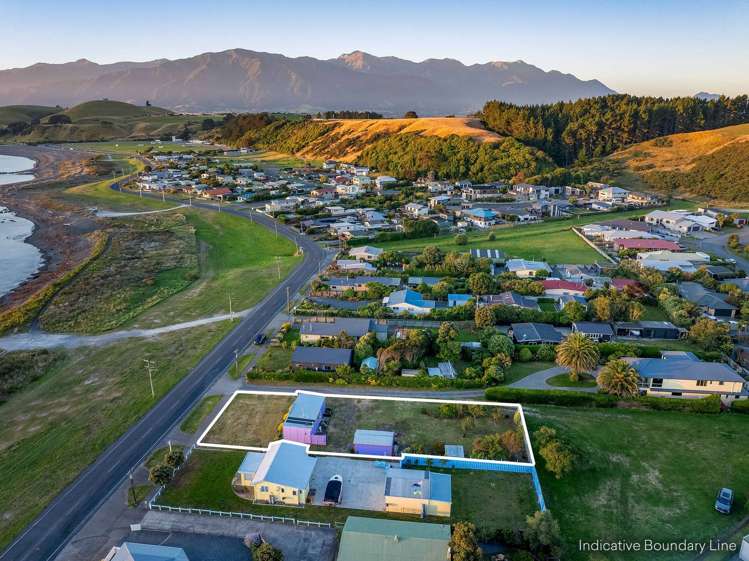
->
(254, 333), (266, 345)
(715, 488), (734, 514)
(323, 474), (343, 506)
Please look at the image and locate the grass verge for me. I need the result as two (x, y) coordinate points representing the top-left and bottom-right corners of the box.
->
(181, 396), (222, 434)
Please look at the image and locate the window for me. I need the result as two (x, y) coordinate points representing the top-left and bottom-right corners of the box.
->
(696, 380), (707, 387)
(671, 392), (682, 397)
(651, 378), (663, 388)
(260, 486), (268, 493)
(292, 490), (297, 496)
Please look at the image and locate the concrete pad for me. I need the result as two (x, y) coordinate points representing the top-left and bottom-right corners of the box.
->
(309, 456), (393, 511)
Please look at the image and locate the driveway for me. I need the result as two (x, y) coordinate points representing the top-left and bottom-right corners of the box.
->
(508, 366), (598, 392)
(309, 457), (391, 511)
(685, 229), (749, 272)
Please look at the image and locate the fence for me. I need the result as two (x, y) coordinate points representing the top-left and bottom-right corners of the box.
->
(400, 455), (547, 512)
(571, 227), (617, 264)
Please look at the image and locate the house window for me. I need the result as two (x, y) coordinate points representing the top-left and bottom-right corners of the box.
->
(651, 378), (663, 388)
(696, 380), (707, 387)
(260, 486), (269, 492)
(292, 490), (297, 496)
(671, 392), (682, 397)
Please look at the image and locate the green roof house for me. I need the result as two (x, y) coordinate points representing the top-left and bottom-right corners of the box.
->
(336, 516), (450, 561)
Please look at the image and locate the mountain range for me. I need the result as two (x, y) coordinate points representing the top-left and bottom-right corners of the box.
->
(0, 49), (615, 115)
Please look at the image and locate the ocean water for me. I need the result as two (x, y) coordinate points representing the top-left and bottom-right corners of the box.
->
(0, 207), (44, 298)
(0, 154), (35, 185)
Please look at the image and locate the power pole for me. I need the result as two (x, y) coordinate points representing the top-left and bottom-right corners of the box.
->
(275, 220), (278, 238)
(229, 293), (234, 320)
(276, 256), (281, 280)
(286, 286), (291, 314)
(143, 359), (156, 399)
(234, 348), (239, 377)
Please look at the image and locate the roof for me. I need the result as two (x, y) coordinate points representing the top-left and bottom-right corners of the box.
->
(724, 278), (749, 292)
(386, 289), (436, 309)
(506, 258), (551, 273)
(469, 248), (506, 261)
(485, 291), (540, 310)
(407, 276), (441, 286)
(466, 208), (497, 219)
(328, 276), (402, 287)
(542, 279), (587, 293)
(611, 278), (641, 290)
(361, 356), (378, 370)
(337, 517), (450, 561)
(237, 451), (264, 475)
(573, 322), (614, 335)
(427, 362), (457, 379)
(628, 358), (745, 383)
(678, 282), (736, 310)
(602, 219), (652, 232)
(113, 542), (189, 561)
(510, 322), (563, 343)
(251, 440), (317, 489)
(615, 320), (680, 330)
(444, 444), (465, 457)
(448, 293), (472, 303)
(354, 429), (395, 447)
(291, 346), (353, 366)
(350, 245), (384, 257)
(286, 393), (326, 423)
(615, 239), (681, 251)
(300, 318), (372, 338)
(385, 468), (451, 503)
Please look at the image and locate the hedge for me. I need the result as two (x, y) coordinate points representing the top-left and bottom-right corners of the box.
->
(731, 399), (749, 414)
(485, 387), (723, 413)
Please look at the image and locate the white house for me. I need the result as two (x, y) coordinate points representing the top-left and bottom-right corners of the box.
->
(352, 175), (372, 187)
(375, 175), (397, 189)
(349, 245), (384, 262)
(383, 289), (436, 315)
(336, 259), (376, 272)
(404, 203), (429, 218)
(636, 250), (710, 273)
(598, 186), (629, 202)
(645, 210), (703, 234)
(505, 259), (552, 278)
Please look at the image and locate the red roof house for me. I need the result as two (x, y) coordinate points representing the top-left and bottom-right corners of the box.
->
(542, 280), (588, 296)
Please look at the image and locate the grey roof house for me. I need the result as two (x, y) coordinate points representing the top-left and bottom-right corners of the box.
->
(291, 347), (353, 371)
(678, 282), (737, 319)
(509, 322), (564, 344)
(572, 322), (614, 341)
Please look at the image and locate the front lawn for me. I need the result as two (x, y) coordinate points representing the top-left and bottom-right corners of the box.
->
(526, 405), (749, 561)
(504, 361), (554, 385)
(545, 373), (597, 388)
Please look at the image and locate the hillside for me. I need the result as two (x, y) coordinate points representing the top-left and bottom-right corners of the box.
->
(220, 114), (555, 181)
(607, 123), (749, 202)
(0, 100), (201, 143)
(0, 105), (59, 126)
(0, 49), (615, 115)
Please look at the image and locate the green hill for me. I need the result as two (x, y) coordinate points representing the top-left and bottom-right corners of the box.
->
(0, 105), (60, 126)
(54, 100), (171, 122)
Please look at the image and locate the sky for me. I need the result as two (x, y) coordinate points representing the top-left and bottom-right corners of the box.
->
(1, 0), (747, 97)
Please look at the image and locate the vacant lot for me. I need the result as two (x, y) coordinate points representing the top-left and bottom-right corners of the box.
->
(202, 393), (293, 447)
(158, 448), (536, 531)
(526, 405), (749, 561)
(318, 397), (524, 459)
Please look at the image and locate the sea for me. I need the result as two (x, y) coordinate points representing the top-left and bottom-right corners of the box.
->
(0, 154), (43, 298)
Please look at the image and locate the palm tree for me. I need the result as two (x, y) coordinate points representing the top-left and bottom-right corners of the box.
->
(555, 332), (599, 382)
(598, 359), (640, 398)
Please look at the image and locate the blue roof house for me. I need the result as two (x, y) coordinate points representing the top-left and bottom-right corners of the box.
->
(383, 289), (436, 316)
(447, 293), (472, 307)
(384, 468), (452, 517)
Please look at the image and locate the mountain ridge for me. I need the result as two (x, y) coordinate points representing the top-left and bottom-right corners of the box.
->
(0, 48), (615, 115)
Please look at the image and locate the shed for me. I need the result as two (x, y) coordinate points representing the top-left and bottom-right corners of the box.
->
(444, 444), (465, 458)
(361, 356), (378, 371)
(354, 429), (395, 456)
(283, 393), (327, 445)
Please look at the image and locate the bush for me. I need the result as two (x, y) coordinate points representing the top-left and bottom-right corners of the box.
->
(148, 464), (173, 486)
(455, 233), (468, 246)
(516, 347), (534, 362)
(535, 344), (556, 362)
(638, 394), (721, 414)
(731, 399), (749, 414)
(486, 387), (616, 407)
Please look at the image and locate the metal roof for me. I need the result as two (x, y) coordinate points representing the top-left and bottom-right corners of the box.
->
(510, 322), (563, 343)
(384, 468), (452, 503)
(337, 517), (450, 561)
(300, 318), (372, 338)
(354, 429), (395, 447)
(251, 440), (317, 490)
(629, 358), (745, 383)
(287, 393), (326, 422)
(573, 322), (614, 335)
(291, 346), (353, 366)
(113, 542), (189, 561)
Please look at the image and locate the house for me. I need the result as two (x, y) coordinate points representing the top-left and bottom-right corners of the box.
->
(542, 279), (587, 297)
(375, 175), (397, 189)
(509, 322), (564, 344)
(598, 186), (629, 202)
(349, 245), (384, 262)
(724, 278), (749, 292)
(614, 321), (685, 339)
(322, 159), (338, 170)
(470, 248), (506, 263)
(444, 444), (465, 457)
(702, 265), (736, 280)
(202, 187), (233, 200)
(105, 542), (189, 561)
(512, 183), (552, 201)
(428, 195), (452, 209)
(447, 293), (472, 307)
(427, 361), (457, 379)
(572, 322), (614, 342)
(407, 276), (442, 288)
(383, 289), (436, 315)
(637, 250), (710, 273)
(384, 468), (452, 517)
(678, 282), (737, 319)
(627, 354), (747, 402)
(327, 276), (401, 293)
(234, 440), (317, 505)
(645, 210), (703, 234)
(555, 294), (588, 311)
(283, 393), (327, 445)
(552, 263), (602, 283)
(626, 191), (659, 206)
(462, 184), (505, 200)
(600, 229), (659, 242)
(353, 429), (395, 456)
(481, 291), (540, 311)
(614, 238), (682, 252)
(300, 318), (374, 343)
(291, 347), (352, 371)
(336, 259), (377, 273)
(505, 258), (552, 278)
(464, 208), (498, 228)
(404, 202), (429, 218)
(336, 517), (451, 561)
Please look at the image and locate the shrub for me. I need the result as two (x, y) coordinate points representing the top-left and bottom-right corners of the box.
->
(164, 449), (184, 469)
(148, 464), (173, 486)
(517, 347), (533, 362)
(455, 233), (468, 246)
(485, 387), (617, 407)
(732, 399), (749, 414)
(535, 344), (556, 362)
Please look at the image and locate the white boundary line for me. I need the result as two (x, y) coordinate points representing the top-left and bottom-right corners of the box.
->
(197, 389), (536, 468)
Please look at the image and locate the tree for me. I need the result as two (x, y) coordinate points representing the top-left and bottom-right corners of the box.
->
(420, 245), (444, 267)
(535, 343), (556, 362)
(525, 510), (561, 556)
(470, 433), (508, 460)
(555, 332), (599, 382)
(252, 542), (284, 561)
(335, 330), (356, 349)
(403, 110), (418, 119)
(475, 305), (495, 328)
(449, 522), (483, 561)
(164, 449), (184, 469)
(437, 321), (459, 344)
(354, 332), (377, 362)
(454, 233), (468, 246)
(468, 272), (494, 295)
(688, 318), (733, 353)
(563, 300), (587, 322)
(48, 114), (72, 125)
(539, 440), (574, 479)
(148, 464), (173, 486)
(628, 301), (645, 321)
(590, 296), (613, 321)
(597, 359), (640, 398)
(487, 333), (514, 357)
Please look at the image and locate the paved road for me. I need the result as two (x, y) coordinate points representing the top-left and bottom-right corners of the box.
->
(0, 190), (326, 561)
(688, 229), (749, 273)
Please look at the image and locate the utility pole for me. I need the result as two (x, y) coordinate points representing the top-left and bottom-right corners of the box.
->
(162, 190), (165, 202)
(275, 220), (278, 238)
(234, 348), (239, 377)
(286, 286), (291, 314)
(276, 256), (281, 280)
(229, 293), (234, 320)
(128, 470), (136, 506)
(143, 359), (156, 399)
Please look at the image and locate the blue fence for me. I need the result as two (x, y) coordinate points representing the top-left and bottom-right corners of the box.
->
(400, 455), (546, 512)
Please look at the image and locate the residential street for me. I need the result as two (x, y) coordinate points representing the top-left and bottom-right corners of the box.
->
(686, 228), (749, 272)
(0, 191), (326, 561)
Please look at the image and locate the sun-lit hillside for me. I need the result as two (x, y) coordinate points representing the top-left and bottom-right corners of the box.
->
(296, 116), (502, 161)
(0, 105), (59, 126)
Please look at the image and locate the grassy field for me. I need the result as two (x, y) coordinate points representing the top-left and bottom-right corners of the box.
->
(157, 448), (537, 531)
(0, 104), (58, 126)
(545, 373), (597, 388)
(526, 405), (749, 561)
(374, 202), (695, 263)
(0, 321), (231, 550)
(202, 394), (293, 446)
(217, 149), (316, 168)
(181, 395), (222, 434)
(71, 140), (220, 155)
(319, 398), (523, 458)
(504, 361), (555, 385)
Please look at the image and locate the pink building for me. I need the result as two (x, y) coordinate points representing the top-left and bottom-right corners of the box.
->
(282, 393), (327, 446)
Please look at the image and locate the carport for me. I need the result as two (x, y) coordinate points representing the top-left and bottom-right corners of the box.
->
(309, 457), (394, 511)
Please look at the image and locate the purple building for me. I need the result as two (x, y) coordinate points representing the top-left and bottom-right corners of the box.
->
(353, 429), (395, 456)
(283, 393), (327, 446)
